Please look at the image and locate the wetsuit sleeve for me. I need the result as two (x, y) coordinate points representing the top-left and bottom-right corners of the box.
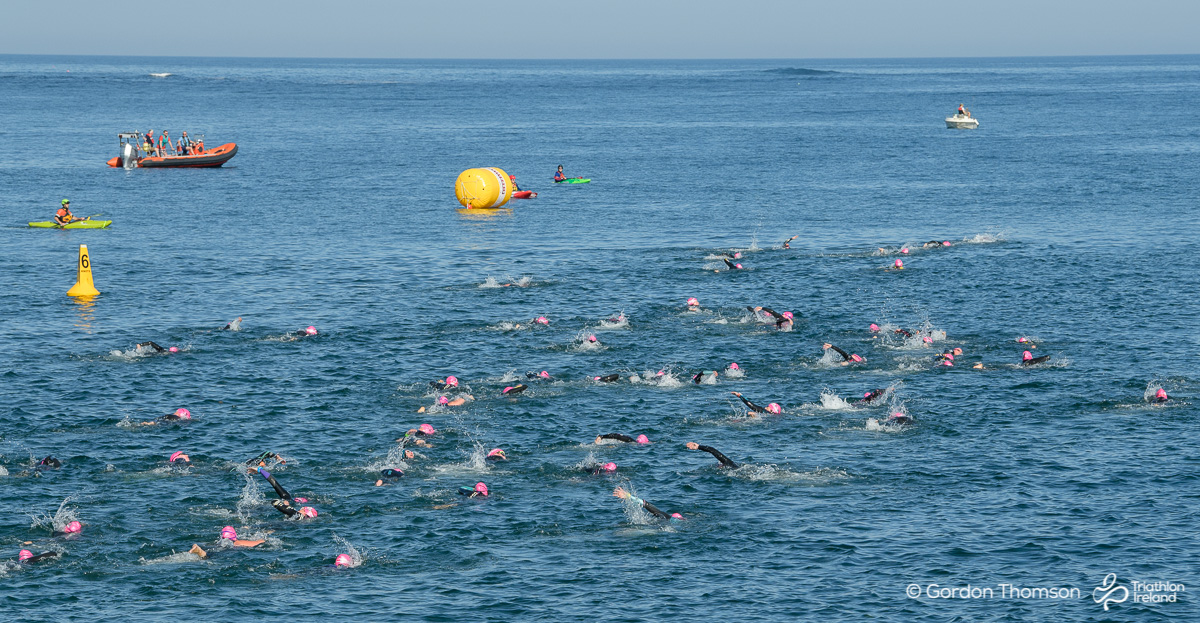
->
(723, 259), (738, 269)
(761, 307), (783, 320)
(830, 345), (850, 361)
(735, 395), (765, 413)
(640, 500), (670, 519)
(259, 469), (292, 499)
(271, 499), (298, 517)
(599, 433), (636, 443)
(697, 445), (739, 469)
(25, 552), (60, 563)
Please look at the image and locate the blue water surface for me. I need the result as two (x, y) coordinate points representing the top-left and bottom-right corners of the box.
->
(0, 54), (1198, 621)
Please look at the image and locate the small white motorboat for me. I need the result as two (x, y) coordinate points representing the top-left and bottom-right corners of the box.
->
(945, 113), (978, 129)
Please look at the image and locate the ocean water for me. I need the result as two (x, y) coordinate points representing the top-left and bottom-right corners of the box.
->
(0, 54), (1197, 620)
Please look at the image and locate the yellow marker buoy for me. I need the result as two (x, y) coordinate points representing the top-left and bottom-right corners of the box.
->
(455, 167), (513, 209)
(67, 244), (100, 297)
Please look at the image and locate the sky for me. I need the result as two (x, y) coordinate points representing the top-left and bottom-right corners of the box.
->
(3, 0), (1198, 59)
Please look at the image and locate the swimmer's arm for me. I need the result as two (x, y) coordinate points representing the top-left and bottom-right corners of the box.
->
(640, 500), (671, 519)
(825, 344), (850, 360)
(598, 433), (636, 443)
(723, 259), (737, 269)
(696, 444), (739, 469)
(259, 470), (292, 499)
(760, 307), (784, 320)
(233, 538), (265, 548)
(730, 392), (764, 413)
(271, 499), (298, 517)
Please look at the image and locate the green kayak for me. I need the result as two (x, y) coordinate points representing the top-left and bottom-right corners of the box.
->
(28, 220), (113, 229)
(554, 178), (591, 184)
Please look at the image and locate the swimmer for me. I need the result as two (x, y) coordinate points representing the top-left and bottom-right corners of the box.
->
(822, 344), (865, 366)
(486, 448), (507, 461)
(430, 375), (459, 391)
(893, 328), (913, 338)
(36, 456), (62, 470)
(686, 297), (701, 310)
(1020, 350), (1050, 366)
(255, 467), (299, 501)
(458, 482), (489, 498)
(1153, 388), (1169, 403)
(885, 411), (914, 425)
(136, 341), (179, 354)
(730, 391), (783, 414)
(922, 240), (951, 248)
(418, 395), (471, 412)
(54, 521), (83, 536)
(691, 370), (718, 384)
(722, 258), (744, 270)
(854, 389), (887, 406)
(1016, 337), (1036, 348)
(17, 550), (60, 564)
(782, 235), (798, 249)
(593, 373), (621, 383)
(139, 407), (191, 426)
(501, 384), (528, 395)
(752, 306), (794, 329)
(290, 326), (319, 338)
(972, 362), (985, 369)
(220, 317), (243, 331)
(684, 442), (739, 468)
(612, 487), (684, 521)
(169, 451), (190, 463)
(401, 423), (438, 443)
(271, 499), (318, 520)
(525, 370), (552, 381)
(217, 525), (265, 548)
(891, 259), (905, 270)
(334, 554), (353, 568)
(586, 334), (599, 344)
(374, 467), (408, 487)
(246, 451), (284, 468)
(594, 433), (650, 445)
(588, 461), (617, 475)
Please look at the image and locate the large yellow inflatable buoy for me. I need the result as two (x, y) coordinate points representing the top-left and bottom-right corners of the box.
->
(455, 167), (513, 209)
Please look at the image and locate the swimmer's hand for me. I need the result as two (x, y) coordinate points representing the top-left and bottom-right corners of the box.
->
(730, 392), (742, 397)
(613, 487), (630, 500)
(685, 442), (699, 450)
(822, 343), (833, 350)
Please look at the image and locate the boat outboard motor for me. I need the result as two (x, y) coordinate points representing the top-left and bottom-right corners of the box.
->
(121, 141), (137, 168)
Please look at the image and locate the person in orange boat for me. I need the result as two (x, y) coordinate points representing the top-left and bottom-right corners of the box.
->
(179, 131), (194, 155)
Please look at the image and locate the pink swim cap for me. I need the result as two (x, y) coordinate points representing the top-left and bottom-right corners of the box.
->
(19, 550), (33, 561)
(891, 412), (904, 419)
(943, 241), (951, 246)
(735, 263), (743, 269)
(922, 336), (933, 343)
(869, 324), (879, 331)
(864, 391), (873, 398)
(446, 375), (458, 386)
(766, 403), (782, 414)
(299, 507), (318, 518)
(635, 434), (650, 444)
(502, 386), (514, 394)
(1156, 388), (1168, 399)
(729, 362), (739, 370)
(733, 252), (741, 259)
(601, 462), (617, 472)
(686, 297), (699, 306)
(588, 335), (597, 342)
(850, 354), (864, 362)
(536, 317), (549, 325)
(894, 259), (903, 268)
(1017, 337), (1028, 343)
(900, 248), (909, 254)
(1023, 350), (1033, 361)
(63, 521), (82, 533)
(174, 408), (191, 419)
(419, 423), (436, 435)
(169, 451), (188, 463)
(334, 554), (352, 567)
(539, 371), (550, 379)
(438, 396), (449, 405)
(487, 448), (507, 460)
(670, 513), (685, 520)
(474, 482), (489, 496)
(782, 311), (793, 320)
(305, 326), (318, 335)
(944, 353), (954, 360)
(168, 346), (178, 353)
(220, 526), (237, 540)
(941, 360), (953, 367)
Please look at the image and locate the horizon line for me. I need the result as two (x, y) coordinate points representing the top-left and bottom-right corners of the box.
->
(1, 52), (1197, 63)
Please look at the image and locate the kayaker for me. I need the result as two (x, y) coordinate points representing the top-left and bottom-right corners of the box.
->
(54, 200), (81, 225)
(554, 165), (566, 182)
(509, 174), (521, 191)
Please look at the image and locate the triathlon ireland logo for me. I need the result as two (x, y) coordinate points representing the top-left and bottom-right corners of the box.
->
(1092, 574), (1128, 611)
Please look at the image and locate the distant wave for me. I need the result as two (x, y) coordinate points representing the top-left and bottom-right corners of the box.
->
(763, 67), (841, 76)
